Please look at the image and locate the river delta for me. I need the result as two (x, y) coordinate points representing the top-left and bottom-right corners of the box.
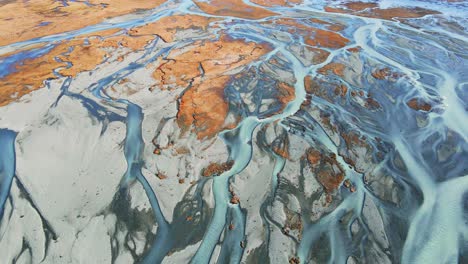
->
(0, 0), (467, 263)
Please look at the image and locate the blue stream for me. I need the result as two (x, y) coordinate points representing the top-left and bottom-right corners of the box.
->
(124, 103), (172, 264)
(0, 129), (17, 221)
(0, 45), (55, 78)
(76, 36), (176, 262)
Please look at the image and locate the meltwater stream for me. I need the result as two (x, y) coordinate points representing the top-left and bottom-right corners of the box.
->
(0, 0), (467, 263)
(0, 130), (17, 220)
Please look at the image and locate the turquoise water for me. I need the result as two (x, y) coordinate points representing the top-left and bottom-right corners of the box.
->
(0, 129), (17, 220)
(1, 0), (467, 263)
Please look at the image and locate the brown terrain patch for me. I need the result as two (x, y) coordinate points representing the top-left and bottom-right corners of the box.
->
(304, 76), (318, 94)
(306, 149), (321, 165)
(407, 98), (432, 111)
(344, 1), (378, 11)
(156, 172), (168, 180)
(318, 62), (346, 76)
(342, 131), (367, 150)
(371, 67), (402, 81)
(303, 75), (350, 104)
(154, 36), (271, 87)
(271, 126), (291, 159)
(194, 0), (278, 19)
(251, 0), (302, 7)
(129, 15), (219, 43)
(0, 31), (155, 106)
(324, 2), (440, 21)
(1, 39), (102, 106)
(365, 96), (381, 109)
(317, 170), (345, 193)
(202, 160), (234, 177)
(304, 29), (349, 49)
(368, 7), (440, 20)
(306, 149), (345, 192)
(289, 257), (300, 264)
(177, 76), (233, 139)
(275, 82), (296, 112)
(275, 18), (349, 49)
(309, 18), (345, 31)
(0, 0), (167, 46)
(0, 13), (220, 107)
(347, 46), (361, 53)
(305, 47), (331, 64)
(272, 145), (290, 159)
(230, 195), (240, 204)
(340, 130), (377, 173)
(371, 67), (392, 80)
(155, 36), (272, 138)
(334, 85), (348, 97)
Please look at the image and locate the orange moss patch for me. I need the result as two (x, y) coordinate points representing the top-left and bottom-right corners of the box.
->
(344, 2), (378, 11)
(306, 149), (321, 165)
(156, 172), (167, 180)
(371, 67), (391, 80)
(334, 85), (348, 97)
(105, 35), (155, 51)
(0, 12), (219, 106)
(370, 7), (440, 20)
(276, 82), (296, 110)
(305, 29), (349, 49)
(304, 76), (319, 94)
(129, 15), (218, 43)
(0, 0), (167, 46)
(317, 170), (345, 193)
(407, 98), (432, 111)
(341, 131), (368, 151)
(177, 76), (232, 139)
(271, 130), (291, 159)
(306, 149), (345, 192)
(155, 36), (271, 87)
(365, 96), (381, 109)
(347, 46), (361, 53)
(0, 39), (104, 106)
(230, 195), (240, 204)
(324, 4), (439, 21)
(318, 62), (346, 76)
(202, 160), (234, 177)
(303, 75), (348, 103)
(275, 19), (349, 49)
(0, 48), (63, 106)
(0, 31), (154, 106)
(261, 122), (292, 159)
(273, 145), (290, 159)
(194, 0), (278, 19)
(251, 0), (302, 7)
(157, 36), (271, 138)
(306, 47), (331, 64)
(371, 67), (402, 81)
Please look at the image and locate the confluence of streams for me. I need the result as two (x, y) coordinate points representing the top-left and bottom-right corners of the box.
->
(0, 0), (467, 263)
